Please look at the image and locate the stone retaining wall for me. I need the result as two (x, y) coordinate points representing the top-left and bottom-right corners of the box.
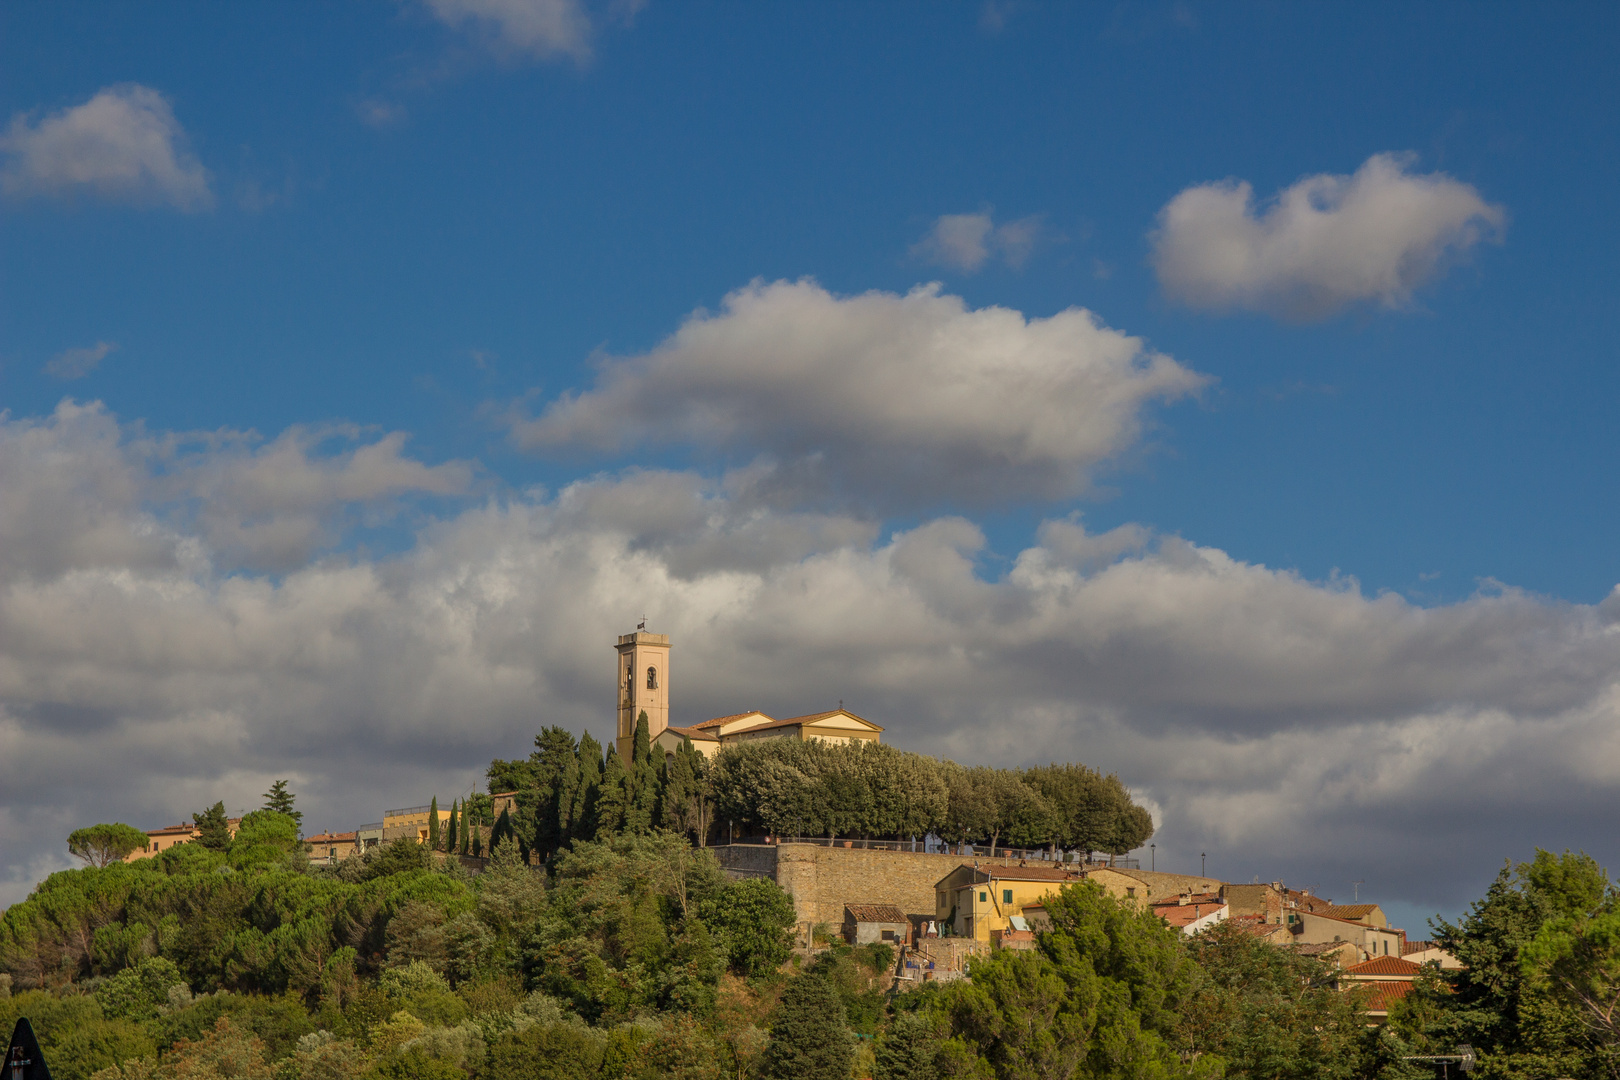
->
(710, 843), (1080, 928)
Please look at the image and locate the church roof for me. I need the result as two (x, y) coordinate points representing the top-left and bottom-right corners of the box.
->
(662, 724), (719, 742)
(752, 709), (885, 732)
(693, 710), (773, 730)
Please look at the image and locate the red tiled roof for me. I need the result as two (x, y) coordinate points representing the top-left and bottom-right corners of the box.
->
(1362, 981), (1414, 1013)
(147, 824), (196, 836)
(1151, 892), (1223, 908)
(307, 831), (357, 843)
(1402, 940), (1437, 955)
(1156, 902), (1225, 927)
(1320, 904), (1382, 922)
(1346, 956), (1423, 976)
(845, 904), (909, 924)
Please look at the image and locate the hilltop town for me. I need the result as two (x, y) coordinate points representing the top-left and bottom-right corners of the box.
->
(108, 628), (1456, 1022)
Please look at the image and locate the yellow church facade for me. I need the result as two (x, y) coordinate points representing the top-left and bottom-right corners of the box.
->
(614, 629), (883, 761)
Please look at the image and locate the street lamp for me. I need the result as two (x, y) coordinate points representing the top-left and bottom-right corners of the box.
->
(1201, 852), (1206, 877)
(1150, 843), (1155, 871)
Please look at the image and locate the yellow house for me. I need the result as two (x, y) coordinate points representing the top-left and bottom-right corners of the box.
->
(123, 817), (242, 862)
(382, 803), (452, 843)
(934, 864), (1082, 943)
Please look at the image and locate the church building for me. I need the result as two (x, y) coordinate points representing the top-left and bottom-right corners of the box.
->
(613, 628), (883, 761)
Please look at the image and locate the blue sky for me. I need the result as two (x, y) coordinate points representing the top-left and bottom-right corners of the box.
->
(3, 2), (1619, 927)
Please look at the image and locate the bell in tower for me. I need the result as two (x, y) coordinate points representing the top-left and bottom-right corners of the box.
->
(615, 627), (671, 762)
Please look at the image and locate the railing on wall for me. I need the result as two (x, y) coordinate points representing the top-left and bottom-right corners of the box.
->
(727, 836), (1139, 869)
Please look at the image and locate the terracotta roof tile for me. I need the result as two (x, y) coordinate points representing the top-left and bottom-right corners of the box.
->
(1362, 981), (1414, 1013)
(1402, 940), (1437, 955)
(845, 904), (909, 924)
(307, 831), (357, 843)
(1155, 902), (1226, 927)
(1320, 904), (1382, 921)
(1346, 956), (1423, 976)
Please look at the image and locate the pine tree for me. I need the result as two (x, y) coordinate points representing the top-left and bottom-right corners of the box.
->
(446, 799), (459, 854)
(192, 801), (232, 851)
(759, 975), (854, 1080)
(261, 779), (304, 835)
(427, 796), (440, 850)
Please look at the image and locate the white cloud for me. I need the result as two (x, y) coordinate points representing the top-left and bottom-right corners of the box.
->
(0, 85), (213, 211)
(912, 210), (1045, 271)
(3, 402), (1620, 914)
(423, 0), (593, 63)
(511, 279), (1207, 504)
(44, 341), (115, 380)
(0, 401), (476, 580)
(1151, 153), (1505, 320)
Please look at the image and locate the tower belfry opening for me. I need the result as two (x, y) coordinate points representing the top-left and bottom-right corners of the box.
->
(615, 629), (671, 761)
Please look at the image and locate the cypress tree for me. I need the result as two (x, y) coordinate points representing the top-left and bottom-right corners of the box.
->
(595, 744), (630, 838)
(625, 710), (660, 834)
(759, 975), (854, 1080)
(572, 733), (604, 842)
(446, 799), (459, 854)
(490, 806), (515, 852)
(427, 796), (440, 851)
(551, 742), (582, 857)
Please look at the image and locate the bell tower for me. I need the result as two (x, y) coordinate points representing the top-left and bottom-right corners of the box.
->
(615, 628), (671, 761)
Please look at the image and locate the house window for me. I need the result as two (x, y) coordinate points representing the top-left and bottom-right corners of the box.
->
(881, 930), (895, 941)
(979, 891), (987, 903)
(647, 666), (658, 690)
(1003, 889), (1013, 905)
(1126, 887), (1137, 898)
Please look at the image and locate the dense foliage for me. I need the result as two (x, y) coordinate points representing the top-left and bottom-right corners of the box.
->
(1, 811), (800, 1080)
(1382, 849), (1620, 1080)
(489, 719), (1156, 858)
(10, 726), (1613, 1080)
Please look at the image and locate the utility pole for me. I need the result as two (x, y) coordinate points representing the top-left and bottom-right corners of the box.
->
(1201, 852), (1206, 877)
(1150, 843), (1155, 871)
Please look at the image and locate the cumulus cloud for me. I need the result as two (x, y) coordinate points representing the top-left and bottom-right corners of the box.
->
(0, 85), (213, 211)
(0, 401), (475, 580)
(511, 279), (1207, 504)
(3, 401), (1620, 916)
(1151, 152), (1505, 320)
(43, 341), (115, 380)
(912, 210), (1044, 271)
(423, 0), (593, 62)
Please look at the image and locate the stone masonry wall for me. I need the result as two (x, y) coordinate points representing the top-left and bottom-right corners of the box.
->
(710, 843), (1080, 929)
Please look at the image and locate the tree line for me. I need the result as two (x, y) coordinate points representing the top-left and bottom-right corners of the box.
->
(486, 714), (1155, 861)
